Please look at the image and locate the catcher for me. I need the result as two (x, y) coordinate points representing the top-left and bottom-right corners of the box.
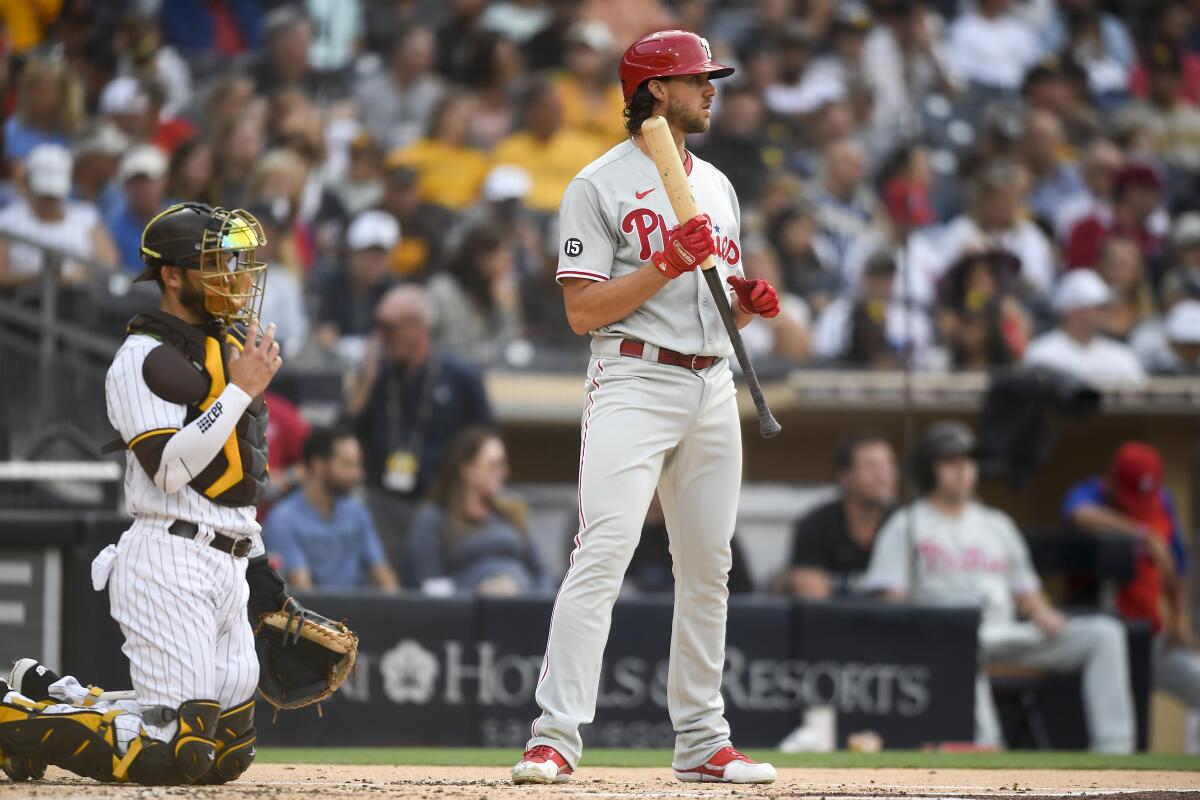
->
(0, 203), (356, 786)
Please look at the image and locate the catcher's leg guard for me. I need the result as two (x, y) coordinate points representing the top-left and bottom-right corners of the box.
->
(118, 699), (221, 785)
(0, 695), (127, 782)
(197, 698), (256, 784)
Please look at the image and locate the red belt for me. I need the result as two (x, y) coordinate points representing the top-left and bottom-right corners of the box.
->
(619, 339), (716, 371)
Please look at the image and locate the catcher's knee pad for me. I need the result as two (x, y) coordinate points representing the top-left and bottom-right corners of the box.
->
(0, 695), (126, 782)
(196, 698), (256, 784)
(118, 699), (221, 786)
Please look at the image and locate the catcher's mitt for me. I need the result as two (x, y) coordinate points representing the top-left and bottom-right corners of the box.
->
(254, 598), (358, 710)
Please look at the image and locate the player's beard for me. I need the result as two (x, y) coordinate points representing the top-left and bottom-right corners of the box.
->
(179, 274), (214, 322)
(665, 95), (710, 135)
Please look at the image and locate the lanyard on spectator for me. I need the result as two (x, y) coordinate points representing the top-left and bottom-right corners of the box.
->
(382, 356), (441, 492)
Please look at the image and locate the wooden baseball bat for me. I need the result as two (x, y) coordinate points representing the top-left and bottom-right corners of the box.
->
(640, 115), (781, 438)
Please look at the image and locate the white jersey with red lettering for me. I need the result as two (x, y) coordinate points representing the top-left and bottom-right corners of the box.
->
(556, 139), (744, 357)
(529, 138), (746, 773)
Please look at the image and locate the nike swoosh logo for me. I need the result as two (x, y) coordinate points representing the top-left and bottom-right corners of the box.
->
(635, 188), (655, 199)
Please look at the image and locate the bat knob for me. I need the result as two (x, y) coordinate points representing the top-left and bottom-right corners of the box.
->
(759, 413), (782, 439)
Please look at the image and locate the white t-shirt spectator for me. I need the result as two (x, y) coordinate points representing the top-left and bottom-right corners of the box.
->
(945, 10), (1042, 90)
(1024, 329), (1146, 385)
(0, 199), (102, 278)
(861, 499), (1041, 636)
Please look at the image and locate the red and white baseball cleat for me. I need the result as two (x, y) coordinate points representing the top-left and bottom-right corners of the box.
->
(673, 745), (777, 784)
(512, 745), (574, 784)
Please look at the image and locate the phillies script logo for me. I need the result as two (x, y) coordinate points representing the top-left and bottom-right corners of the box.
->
(621, 208), (740, 266)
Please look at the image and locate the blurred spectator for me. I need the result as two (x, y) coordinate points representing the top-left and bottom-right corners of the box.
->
(694, 85), (778, 207)
(738, 242), (813, 364)
(428, 224), (523, 366)
(462, 32), (523, 150)
(1116, 41), (1200, 179)
(257, 390), (310, 520)
(793, 2), (876, 131)
(1064, 443), (1200, 718)
(326, 131), (384, 218)
(436, 0), (489, 84)
(166, 138), (215, 206)
(1041, 0), (1135, 91)
(71, 124), (129, 206)
(1130, 1), (1200, 106)
(1134, 299), (1200, 375)
(525, 0), (583, 71)
(1097, 238), (1152, 342)
(1022, 57), (1103, 148)
(389, 93), (490, 212)
(862, 421), (1135, 754)
(787, 433), (897, 598)
(116, 11), (194, 119)
(379, 162), (455, 280)
(0, 145), (117, 289)
(812, 251), (933, 369)
(98, 77), (158, 146)
(251, 200), (309, 357)
(937, 161), (1056, 298)
(1052, 138), (1122, 242)
(347, 285), (494, 496)
(1061, 4), (1133, 109)
(807, 137), (885, 284)
(762, 22), (816, 122)
(0, 0), (61, 55)
(306, 0), (363, 73)
(944, 0), (1042, 92)
(209, 109), (267, 209)
(1024, 270), (1145, 385)
(159, 0), (265, 66)
(936, 250), (1028, 370)
(250, 5), (332, 101)
(626, 493), (754, 595)
(4, 58), (84, 165)
(406, 426), (548, 596)
(864, 0), (958, 149)
(455, 164), (541, 274)
(492, 81), (604, 213)
(1064, 162), (1165, 272)
(555, 22), (624, 147)
(317, 210), (398, 352)
(355, 26), (445, 151)
(1024, 110), (1085, 230)
(264, 426), (400, 592)
(104, 145), (170, 274)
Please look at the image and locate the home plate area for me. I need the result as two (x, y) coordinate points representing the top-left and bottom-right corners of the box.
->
(3, 765), (1199, 800)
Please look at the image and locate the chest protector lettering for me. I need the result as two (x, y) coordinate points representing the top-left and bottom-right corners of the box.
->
(127, 310), (270, 507)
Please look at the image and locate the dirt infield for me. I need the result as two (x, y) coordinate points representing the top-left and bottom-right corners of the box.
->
(4, 764), (1200, 799)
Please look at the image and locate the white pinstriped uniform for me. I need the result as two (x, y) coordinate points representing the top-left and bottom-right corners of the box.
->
(527, 141), (746, 770)
(90, 332), (260, 741)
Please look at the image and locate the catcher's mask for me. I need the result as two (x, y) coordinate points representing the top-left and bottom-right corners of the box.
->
(136, 202), (268, 325)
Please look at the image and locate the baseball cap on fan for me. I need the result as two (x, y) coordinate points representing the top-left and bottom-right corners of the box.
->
(1054, 269), (1113, 313)
(1109, 442), (1164, 518)
(25, 144), (73, 199)
(1165, 300), (1200, 344)
(483, 165), (532, 203)
(99, 77), (150, 116)
(117, 144), (168, 183)
(347, 210), (400, 251)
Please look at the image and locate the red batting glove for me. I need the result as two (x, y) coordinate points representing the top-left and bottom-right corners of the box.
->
(727, 275), (780, 318)
(651, 214), (715, 279)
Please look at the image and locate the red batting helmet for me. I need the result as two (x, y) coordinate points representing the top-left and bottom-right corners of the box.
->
(619, 30), (735, 105)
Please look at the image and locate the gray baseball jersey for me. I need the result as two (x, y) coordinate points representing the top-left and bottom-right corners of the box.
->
(529, 138), (746, 771)
(556, 140), (744, 357)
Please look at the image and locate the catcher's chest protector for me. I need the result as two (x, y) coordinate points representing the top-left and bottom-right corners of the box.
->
(126, 310), (269, 507)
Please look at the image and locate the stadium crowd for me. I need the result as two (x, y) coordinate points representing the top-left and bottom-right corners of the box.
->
(0, 0), (1197, 752)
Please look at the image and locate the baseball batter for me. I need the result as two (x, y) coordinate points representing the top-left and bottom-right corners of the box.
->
(513, 31), (782, 785)
(0, 203), (280, 785)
